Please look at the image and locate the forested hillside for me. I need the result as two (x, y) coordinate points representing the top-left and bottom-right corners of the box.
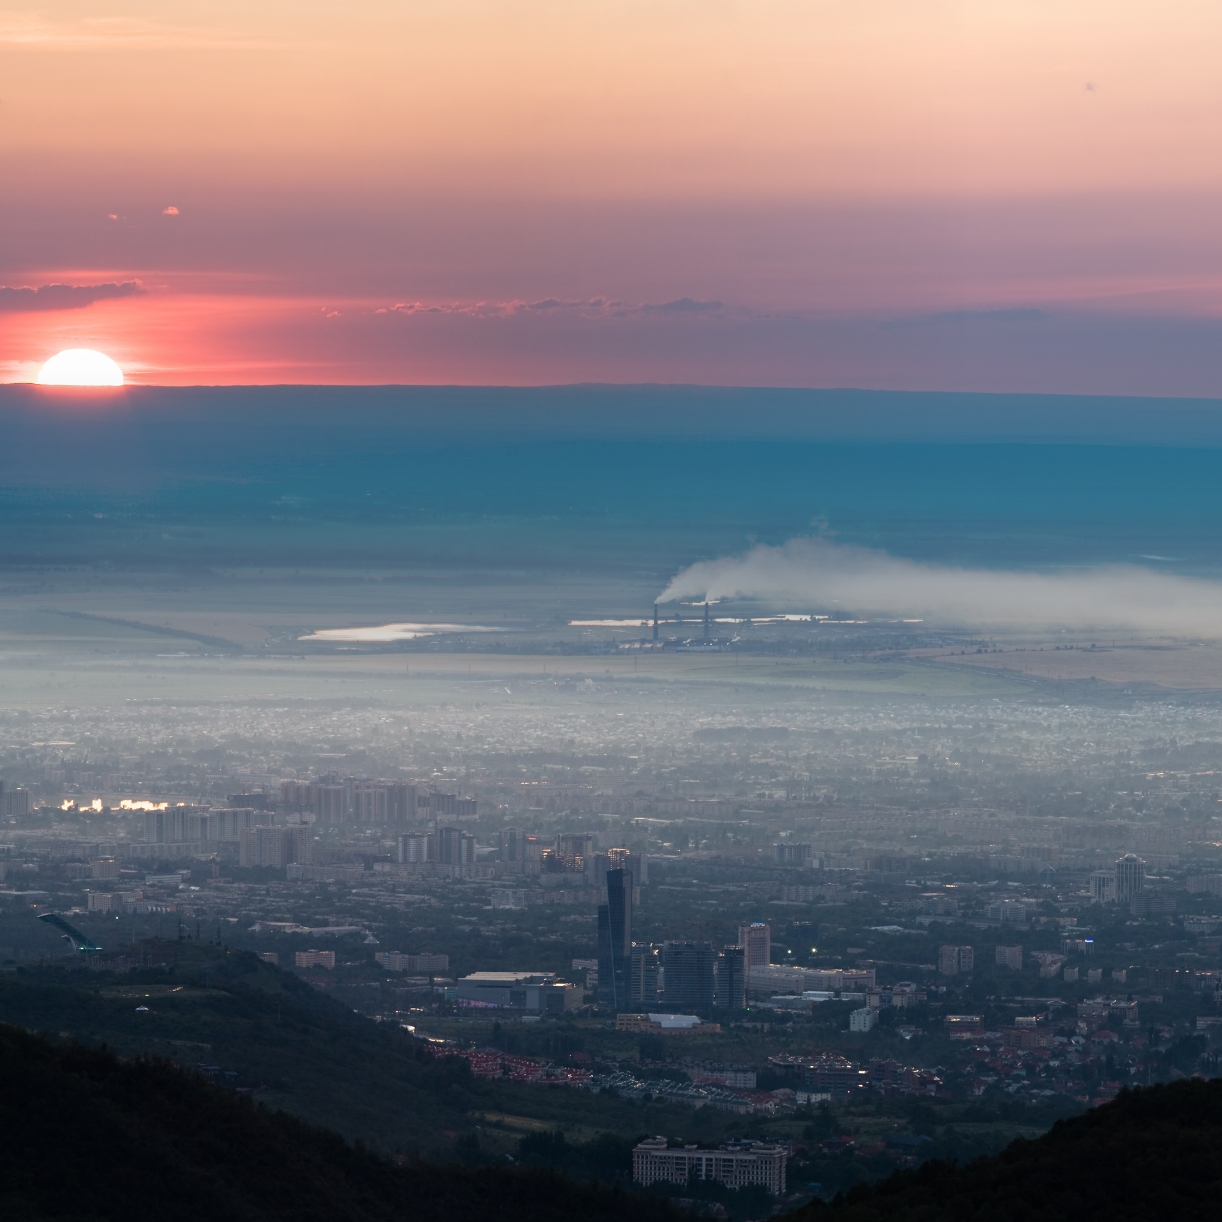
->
(0, 1021), (676, 1222)
(794, 1078), (1222, 1222)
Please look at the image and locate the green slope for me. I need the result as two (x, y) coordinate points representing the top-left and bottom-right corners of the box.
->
(0, 941), (700, 1155)
(793, 1078), (1222, 1222)
(0, 1022), (676, 1222)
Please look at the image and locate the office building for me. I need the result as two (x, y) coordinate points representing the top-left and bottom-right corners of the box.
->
(662, 940), (716, 1010)
(995, 945), (1023, 970)
(632, 1138), (786, 1196)
(715, 944), (745, 1009)
(737, 922), (771, 973)
(91, 858), (120, 880)
(597, 867), (633, 1008)
(1115, 854), (1146, 902)
(938, 945), (974, 975)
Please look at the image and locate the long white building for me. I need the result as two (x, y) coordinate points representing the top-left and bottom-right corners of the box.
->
(632, 1137), (787, 1195)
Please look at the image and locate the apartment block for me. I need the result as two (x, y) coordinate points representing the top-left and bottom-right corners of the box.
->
(938, 945), (974, 975)
(633, 1138), (787, 1196)
(295, 949), (335, 969)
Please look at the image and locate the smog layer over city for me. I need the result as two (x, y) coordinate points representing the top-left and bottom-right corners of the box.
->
(3, 384), (1222, 1212)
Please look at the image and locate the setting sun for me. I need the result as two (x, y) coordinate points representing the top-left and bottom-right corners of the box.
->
(36, 349), (124, 387)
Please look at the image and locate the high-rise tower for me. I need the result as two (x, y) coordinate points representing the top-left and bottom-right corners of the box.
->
(597, 867), (633, 1009)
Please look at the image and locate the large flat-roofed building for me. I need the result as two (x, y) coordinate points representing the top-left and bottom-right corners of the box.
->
(803, 1054), (868, 1096)
(615, 1012), (721, 1035)
(456, 971), (582, 1014)
(748, 964), (875, 995)
(632, 1137), (787, 1196)
(377, 951), (450, 973)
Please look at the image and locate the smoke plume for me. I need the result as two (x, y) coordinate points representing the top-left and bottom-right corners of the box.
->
(660, 537), (1222, 634)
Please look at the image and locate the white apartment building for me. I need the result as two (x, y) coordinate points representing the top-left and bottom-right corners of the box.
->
(849, 1007), (877, 1032)
(632, 1137), (787, 1195)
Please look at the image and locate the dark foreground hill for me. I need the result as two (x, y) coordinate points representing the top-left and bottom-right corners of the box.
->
(0, 1022), (675, 1222)
(0, 942), (706, 1156)
(794, 1077), (1222, 1222)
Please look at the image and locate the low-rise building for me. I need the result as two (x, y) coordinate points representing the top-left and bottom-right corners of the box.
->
(615, 1012), (721, 1035)
(86, 889), (142, 913)
(457, 971), (583, 1014)
(804, 1054), (867, 1096)
(377, 951), (450, 973)
(945, 1014), (984, 1040)
(849, 1007), (877, 1032)
(866, 981), (925, 1009)
(867, 1059), (943, 1096)
(295, 949), (335, 969)
(632, 1137), (787, 1195)
(747, 964), (875, 995)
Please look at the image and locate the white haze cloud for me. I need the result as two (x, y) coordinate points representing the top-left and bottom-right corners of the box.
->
(660, 537), (1222, 635)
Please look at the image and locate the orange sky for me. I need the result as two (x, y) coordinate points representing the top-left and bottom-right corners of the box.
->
(4, 1), (1222, 387)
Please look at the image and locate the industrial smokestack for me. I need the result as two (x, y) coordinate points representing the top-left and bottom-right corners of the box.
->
(703, 601), (710, 641)
(653, 603), (659, 641)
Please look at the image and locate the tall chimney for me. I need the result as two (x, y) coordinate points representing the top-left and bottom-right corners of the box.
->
(653, 603), (659, 642)
(703, 601), (711, 641)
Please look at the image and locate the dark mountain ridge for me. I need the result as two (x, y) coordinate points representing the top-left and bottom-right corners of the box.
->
(0, 1021), (674, 1222)
(794, 1077), (1222, 1221)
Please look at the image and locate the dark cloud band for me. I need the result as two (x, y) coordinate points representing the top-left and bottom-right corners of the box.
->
(0, 281), (145, 313)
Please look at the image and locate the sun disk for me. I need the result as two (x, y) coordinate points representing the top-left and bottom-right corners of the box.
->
(37, 349), (124, 387)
